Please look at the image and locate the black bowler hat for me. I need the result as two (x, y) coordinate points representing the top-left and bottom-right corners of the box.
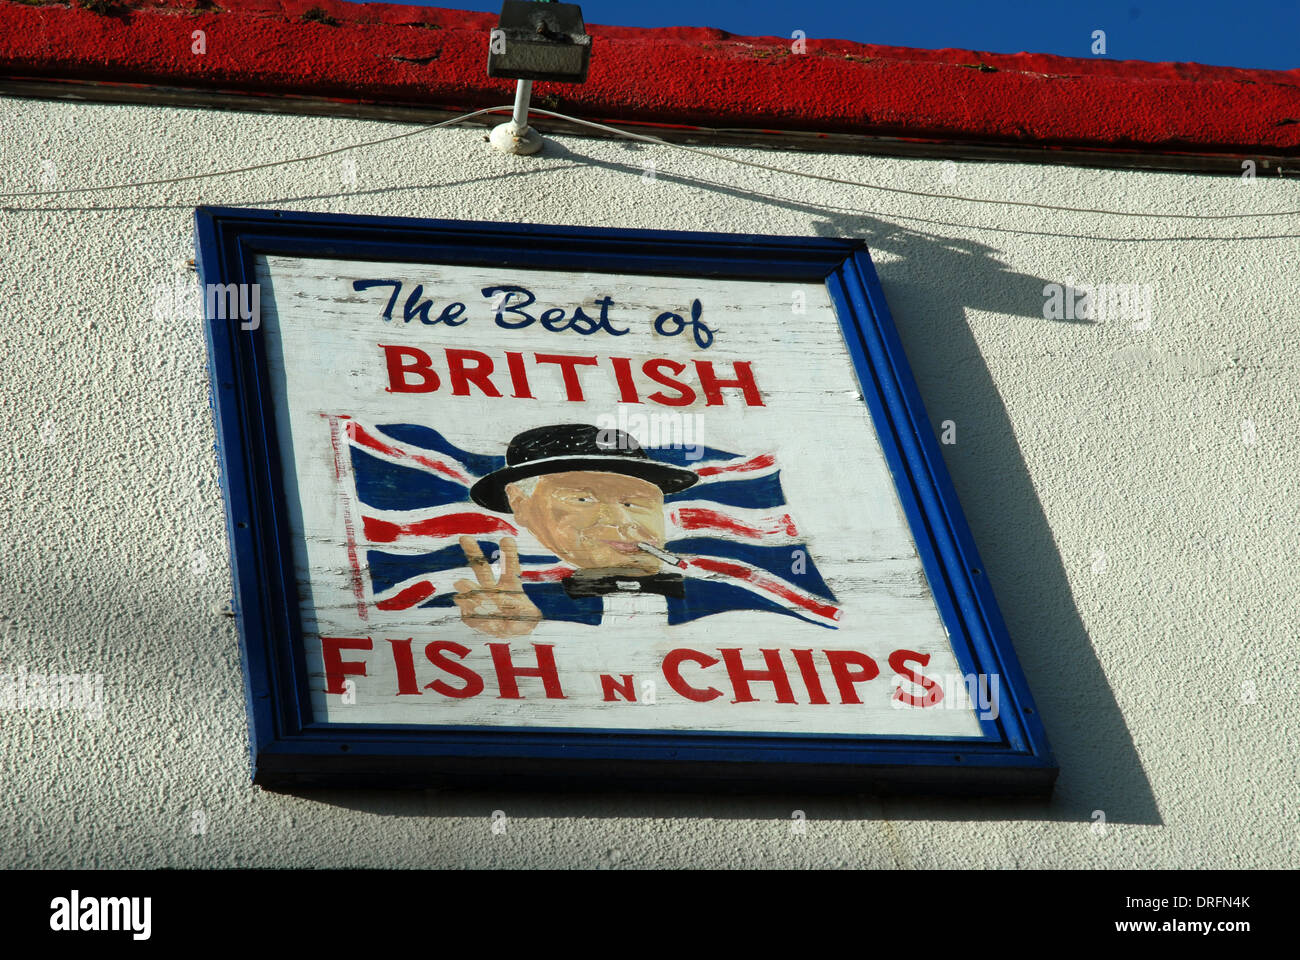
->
(469, 423), (699, 514)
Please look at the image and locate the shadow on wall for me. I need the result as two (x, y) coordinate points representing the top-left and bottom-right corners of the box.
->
(275, 141), (1158, 830)
(810, 214), (1160, 829)
(12, 134), (1156, 830)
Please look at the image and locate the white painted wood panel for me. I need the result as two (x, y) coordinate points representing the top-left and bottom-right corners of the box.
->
(258, 254), (983, 737)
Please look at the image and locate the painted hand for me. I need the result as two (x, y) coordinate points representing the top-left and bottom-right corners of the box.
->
(453, 536), (543, 638)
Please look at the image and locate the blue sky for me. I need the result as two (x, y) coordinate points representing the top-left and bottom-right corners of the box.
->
(387, 0), (1297, 70)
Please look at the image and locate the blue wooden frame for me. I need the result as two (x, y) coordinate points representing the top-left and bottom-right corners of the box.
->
(195, 206), (1057, 796)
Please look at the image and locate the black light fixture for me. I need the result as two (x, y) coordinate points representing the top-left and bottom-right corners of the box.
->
(488, 0), (591, 84)
(487, 1), (591, 155)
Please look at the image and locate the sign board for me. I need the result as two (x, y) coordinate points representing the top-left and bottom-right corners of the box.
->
(196, 207), (1056, 794)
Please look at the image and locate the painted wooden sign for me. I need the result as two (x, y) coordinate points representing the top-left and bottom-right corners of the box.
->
(196, 207), (1056, 794)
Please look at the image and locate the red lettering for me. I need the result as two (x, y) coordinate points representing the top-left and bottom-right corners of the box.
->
(505, 350), (535, 399)
(791, 649), (830, 705)
(600, 673), (636, 702)
(693, 359), (763, 407)
(388, 638), (421, 696)
(609, 356), (641, 403)
(824, 649), (880, 705)
(445, 348), (501, 397)
(535, 353), (599, 401)
(320, 636), (372, 695)
(425, 641), (484, 699)
(380, 344), (439, 393)
(488, 643), (567, 699)
(888, 649), (944, 707)
(720, 648), (795, 703)
(642, 358), (696, 406)
(662, 649), (723, 702)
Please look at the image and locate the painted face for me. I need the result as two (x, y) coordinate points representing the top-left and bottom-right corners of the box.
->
(508, 471), (666, 573)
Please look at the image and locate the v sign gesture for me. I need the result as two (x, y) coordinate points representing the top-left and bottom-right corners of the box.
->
(453, 536), (544, 638)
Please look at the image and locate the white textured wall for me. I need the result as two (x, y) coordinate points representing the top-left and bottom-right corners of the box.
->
(1, 96), (1296, 869)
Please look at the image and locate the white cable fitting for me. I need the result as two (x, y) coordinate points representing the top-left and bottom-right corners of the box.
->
(490, 80), (544, 156)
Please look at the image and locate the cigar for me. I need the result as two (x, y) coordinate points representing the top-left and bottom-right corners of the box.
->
(637, 542), (687, 569)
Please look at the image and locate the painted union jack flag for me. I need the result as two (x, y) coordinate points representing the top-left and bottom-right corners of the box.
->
(326, 417), (842, 628)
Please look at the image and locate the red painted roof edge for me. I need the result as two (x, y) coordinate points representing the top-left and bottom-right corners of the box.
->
(2, 0), (1298, 155)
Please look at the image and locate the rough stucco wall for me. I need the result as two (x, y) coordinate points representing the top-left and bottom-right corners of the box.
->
(0, 96), (1296, 869)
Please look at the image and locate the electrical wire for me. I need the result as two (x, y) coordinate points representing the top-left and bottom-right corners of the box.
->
(525, 107), (1299, 222)
(0, 101), (1294, 226)
(0, 104), (515, 199)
